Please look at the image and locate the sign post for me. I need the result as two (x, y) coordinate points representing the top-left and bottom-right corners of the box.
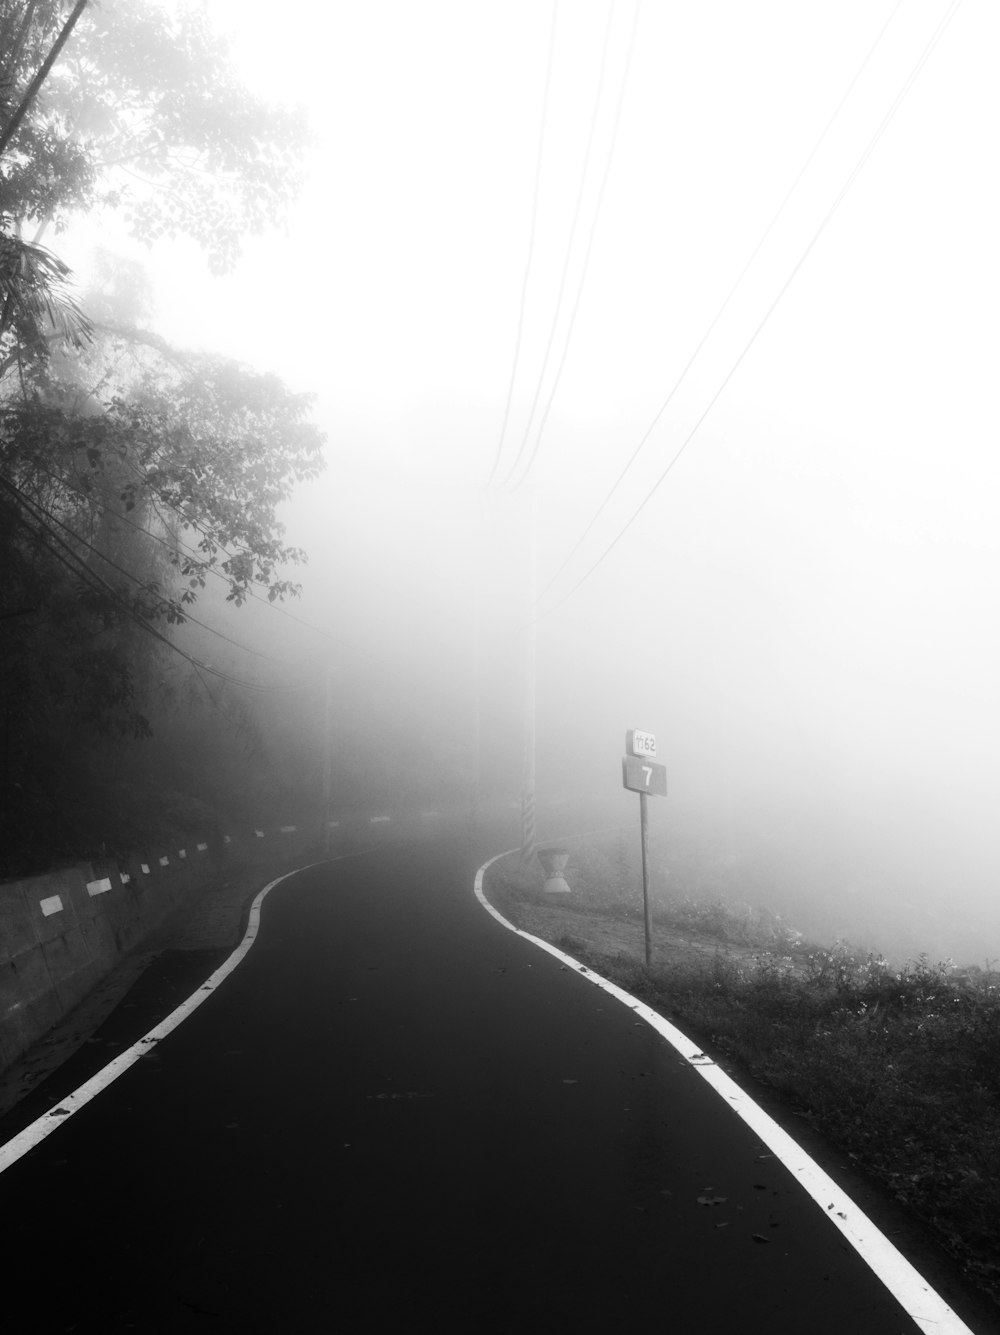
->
(621, 731), (667, 966)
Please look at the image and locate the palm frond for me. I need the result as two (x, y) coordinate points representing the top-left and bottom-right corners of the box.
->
(0, 228), (94, 358)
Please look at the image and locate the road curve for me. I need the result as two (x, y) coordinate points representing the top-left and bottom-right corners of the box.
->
(0, 838), (991, 1332)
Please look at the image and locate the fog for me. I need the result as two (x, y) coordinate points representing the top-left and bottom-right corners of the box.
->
(58, 1), (1000, 965)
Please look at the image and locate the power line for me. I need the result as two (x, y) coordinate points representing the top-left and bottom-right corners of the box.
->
(507, 0), (641, 493)
(3, 477), (288, 666)
(105, 441), (364, 651)
(126, 476), (428, 662)
(34, 449), (345, 645)
(497, 1), (619, 490)
(540, 0), (963, 617)
(1, 474), (313, 693)
(8, 450), (453, 680)
(540, 0), (906, 596)
(3, 480), (231, 697)
(4, 324), (340, 650)
(484, 1), (559, 489)
(20, 425), (436, 671)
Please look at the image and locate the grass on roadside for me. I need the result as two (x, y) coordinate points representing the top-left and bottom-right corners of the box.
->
(485, 844), (1000, 1310)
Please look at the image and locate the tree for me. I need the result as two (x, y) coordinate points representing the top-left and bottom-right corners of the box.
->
(1, 323), (325, 680)
(0, 0), (308, 272)
(0, 2), (322, 871)
(0, 0), (322, 649)
(0, 326), (326, 870)
(0, 228), (92, 377)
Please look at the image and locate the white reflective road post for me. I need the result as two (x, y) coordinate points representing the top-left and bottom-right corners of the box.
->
(622, 731), (667, 966)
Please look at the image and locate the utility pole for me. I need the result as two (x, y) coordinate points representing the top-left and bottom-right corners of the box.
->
(470, 500), (483, 832)
(520, 487), (537, 868)
(321, 663), (333, 853)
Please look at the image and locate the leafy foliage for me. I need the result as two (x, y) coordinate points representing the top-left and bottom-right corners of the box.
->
(0, 227), (93, 383)
(0, 3), (326, 878)
(13, 326), (325, 604)
(0, 0), (308, 271)
(0, 322), (325, 865)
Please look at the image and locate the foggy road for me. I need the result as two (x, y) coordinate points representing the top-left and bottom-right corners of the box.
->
(0, 837), (983, 1333)
(3, 5), (998, 1329)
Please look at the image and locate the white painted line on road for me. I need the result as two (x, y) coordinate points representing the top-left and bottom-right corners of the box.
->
(39, 896), (63, 917)
(474, 851), (976, 1335)
(0, 853), (368, 1178)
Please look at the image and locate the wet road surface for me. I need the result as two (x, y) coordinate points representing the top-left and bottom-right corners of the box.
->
(0, 839), (983, 1332)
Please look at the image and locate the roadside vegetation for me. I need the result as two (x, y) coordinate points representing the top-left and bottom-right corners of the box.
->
(485, 838), (1000, 1311)
(0, 3), (323, 876)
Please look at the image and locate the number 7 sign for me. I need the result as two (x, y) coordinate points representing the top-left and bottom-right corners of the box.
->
(622, 755), (667, 796)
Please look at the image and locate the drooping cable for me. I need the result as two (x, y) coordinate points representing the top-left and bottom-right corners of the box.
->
(540, 0), (907, 596)
(1, 474), (312, 692)
(29, 449), (347, 645)
(497, 1), (619, 489)
(484, 1), (559, 488)
(541, 0), (963, 617)
(507, 0), (641, 493)
(2, 477), (287, 665)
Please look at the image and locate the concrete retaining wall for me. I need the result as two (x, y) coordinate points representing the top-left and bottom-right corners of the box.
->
(0, 823), (313, 1074)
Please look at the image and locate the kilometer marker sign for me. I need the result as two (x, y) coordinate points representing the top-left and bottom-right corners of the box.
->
(622, 730), (666, 965)
(622, 755), (667, 796)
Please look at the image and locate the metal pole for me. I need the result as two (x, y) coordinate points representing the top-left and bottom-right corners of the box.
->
(640, 790), (652, 966)
(322, 664), (333, 853)
(471, 505), (482, 832)
(520, 488), (537, 867)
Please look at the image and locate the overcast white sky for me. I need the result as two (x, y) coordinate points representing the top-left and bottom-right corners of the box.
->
(150, 1), (998, 594)
(61, 1), (1000, 958)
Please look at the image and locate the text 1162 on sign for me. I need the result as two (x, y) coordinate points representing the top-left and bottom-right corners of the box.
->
(626, 729), (656, 757)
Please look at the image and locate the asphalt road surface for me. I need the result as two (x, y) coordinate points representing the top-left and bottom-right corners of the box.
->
(0, 837), (989, 1332)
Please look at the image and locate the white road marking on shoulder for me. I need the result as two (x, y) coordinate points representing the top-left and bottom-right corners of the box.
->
(0, 854), (363, 1176)
(474, 851), (976, 1335)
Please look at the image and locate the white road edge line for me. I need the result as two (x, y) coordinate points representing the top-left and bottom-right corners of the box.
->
(0, 854), (361, 1176)
(474, 850), (975, 1335)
